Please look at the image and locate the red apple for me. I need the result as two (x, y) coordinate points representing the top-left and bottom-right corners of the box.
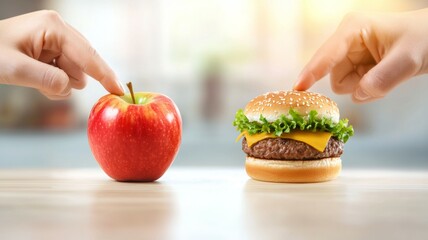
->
(87, 84), (182, 182)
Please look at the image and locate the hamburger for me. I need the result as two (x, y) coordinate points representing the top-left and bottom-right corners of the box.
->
(233, 91), (354, 183)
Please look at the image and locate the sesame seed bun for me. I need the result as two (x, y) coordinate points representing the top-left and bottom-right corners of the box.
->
(244, 91), (339, 123)
(241, 91), (343, 183)
(245, 156), (341, 183)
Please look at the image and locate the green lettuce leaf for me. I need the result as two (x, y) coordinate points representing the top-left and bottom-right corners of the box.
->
(232, 109), (354, 143)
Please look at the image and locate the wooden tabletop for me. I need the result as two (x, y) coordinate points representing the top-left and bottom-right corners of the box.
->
(1, 168), (428, 240)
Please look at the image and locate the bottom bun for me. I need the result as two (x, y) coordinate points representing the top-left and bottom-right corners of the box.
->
(245, 156), (341, 183)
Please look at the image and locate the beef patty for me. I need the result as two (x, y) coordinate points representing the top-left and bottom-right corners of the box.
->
(242, 137), (344, 160)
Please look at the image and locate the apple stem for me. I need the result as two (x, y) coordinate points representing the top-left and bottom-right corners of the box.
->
(126, 82), (136, 104)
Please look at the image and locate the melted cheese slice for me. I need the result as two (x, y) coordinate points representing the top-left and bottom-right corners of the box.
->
(236, 131), (332, 152)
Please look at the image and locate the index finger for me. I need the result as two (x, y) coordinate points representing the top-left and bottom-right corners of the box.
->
(58, 22), (124, 95)
(293, 16), (365, 91)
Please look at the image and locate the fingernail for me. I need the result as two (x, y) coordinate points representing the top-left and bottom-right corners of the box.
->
(292, 76), (302, 90)
(292, 82), (300, 90)
(355, 87), (370, 101)
(118, 81), (125, 95)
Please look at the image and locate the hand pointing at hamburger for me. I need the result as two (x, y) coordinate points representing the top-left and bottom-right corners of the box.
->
(0, 10), (124, 99)
(294, 8), (428, 103)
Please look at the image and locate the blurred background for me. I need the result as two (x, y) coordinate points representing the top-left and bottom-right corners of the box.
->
(1, 0), (428, 169)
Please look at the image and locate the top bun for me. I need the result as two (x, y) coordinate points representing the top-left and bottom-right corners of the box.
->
(244, 91), (339, 123)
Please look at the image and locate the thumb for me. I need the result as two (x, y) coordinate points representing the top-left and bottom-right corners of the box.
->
(9, 54), (71, 97)
(352, 48), (419, 103)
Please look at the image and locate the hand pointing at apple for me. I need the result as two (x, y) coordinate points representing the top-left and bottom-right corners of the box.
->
(0, 10), (124, 99)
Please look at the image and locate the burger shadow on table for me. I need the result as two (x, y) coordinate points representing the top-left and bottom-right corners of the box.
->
(89, 181), (177, 240)
(242, 179), (350, 239)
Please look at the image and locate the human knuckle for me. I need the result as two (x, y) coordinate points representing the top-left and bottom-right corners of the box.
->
(81, 46), (99, 72)
(343, 11), (361, 23)
(74, 83), (84, 90)
(403, 53), (420, 74)
(331, 83), (342, 94)
(75, 79), (87, 90)
(81, 78), (88, 88)
(330, 76), (341, 93)
(332, 82), (350, 94)
(89, 46), (98, 58)
(366, 72), (388, 97)
(38, 10), (68, 30)
(340, 11), (367, 30)
(42, 68), (67, 94)
(40, 10), (62, 22)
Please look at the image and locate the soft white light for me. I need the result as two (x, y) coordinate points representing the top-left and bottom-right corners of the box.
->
(103, 108), (119, 121)
(166, 112), (175, 123)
